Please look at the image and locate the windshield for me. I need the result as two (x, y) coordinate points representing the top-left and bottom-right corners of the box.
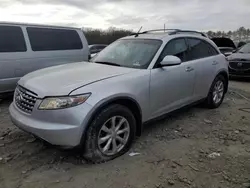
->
(238, 43), (250, 53)
(91, 39), (162, 69)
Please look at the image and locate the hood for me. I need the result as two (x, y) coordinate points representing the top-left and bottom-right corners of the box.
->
(227, 53), (250, 61)
(18, 62), (137, 98)
(211, 37), (236, 49)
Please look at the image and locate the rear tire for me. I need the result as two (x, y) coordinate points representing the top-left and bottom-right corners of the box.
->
(205, 75), (226, 109)
(83, 104), (136, 163)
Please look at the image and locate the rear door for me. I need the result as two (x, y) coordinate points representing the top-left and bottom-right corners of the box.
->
(186, 38), (220, 99)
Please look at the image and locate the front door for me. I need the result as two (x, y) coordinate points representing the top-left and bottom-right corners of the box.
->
(149, 38), (196, 118)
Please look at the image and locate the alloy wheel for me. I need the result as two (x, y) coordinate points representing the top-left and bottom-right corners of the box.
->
(98, 116), (130, 156)
(212, 80), (224, 104)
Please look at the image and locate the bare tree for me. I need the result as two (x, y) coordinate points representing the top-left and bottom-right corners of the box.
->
(84, 27), (250, 44)
(83, 28), (132, 45)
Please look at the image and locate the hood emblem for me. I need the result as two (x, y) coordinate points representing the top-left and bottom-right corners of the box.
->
(237, 62), (243, 67)
(16, 91), (24, 102)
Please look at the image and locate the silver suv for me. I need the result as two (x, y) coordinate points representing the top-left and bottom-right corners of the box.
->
(9, 29), (229, 163)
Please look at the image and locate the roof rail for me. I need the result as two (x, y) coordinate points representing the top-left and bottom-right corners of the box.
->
(169, 30), (207, 37)
(130, 29), (207, 37)
(130, 29), (179, 36)
(143, 29), (180, 33)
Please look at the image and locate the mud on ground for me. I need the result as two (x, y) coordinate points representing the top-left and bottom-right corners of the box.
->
(0, 80), (250, 188)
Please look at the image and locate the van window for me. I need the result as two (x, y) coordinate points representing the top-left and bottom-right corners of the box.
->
(27, 27), (83, 51)
(0, 26), (27, 52)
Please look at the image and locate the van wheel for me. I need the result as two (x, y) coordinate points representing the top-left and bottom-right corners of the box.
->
(205, 75), (226, 109)
(83, 104), (136, 163)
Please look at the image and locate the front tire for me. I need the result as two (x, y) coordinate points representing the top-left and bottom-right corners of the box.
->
(83, 104), (136, 163)
(205, 75), (226, 109)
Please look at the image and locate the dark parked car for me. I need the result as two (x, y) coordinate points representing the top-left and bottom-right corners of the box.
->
(89, 44), (107, 54)
(211, 37), (236, 56)
(227, 43), (250, 77)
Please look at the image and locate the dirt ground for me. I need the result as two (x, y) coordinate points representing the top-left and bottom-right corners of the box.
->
(0, 80), (250, 188)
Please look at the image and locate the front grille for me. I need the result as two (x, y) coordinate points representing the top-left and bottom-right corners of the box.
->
(15, 86), (37, 113)
(229, 60), (250, 71)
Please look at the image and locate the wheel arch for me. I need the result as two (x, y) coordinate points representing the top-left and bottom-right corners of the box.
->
(81, 96), (143, 145)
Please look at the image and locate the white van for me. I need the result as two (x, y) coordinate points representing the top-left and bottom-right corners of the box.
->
(0, 22), (89, 95)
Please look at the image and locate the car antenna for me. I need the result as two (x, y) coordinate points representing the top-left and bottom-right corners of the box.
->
(135, 26), (142, 37)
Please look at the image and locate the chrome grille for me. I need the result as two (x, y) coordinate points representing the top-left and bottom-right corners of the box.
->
(229, 60), (250, 71)
(15, 86), (37, 113)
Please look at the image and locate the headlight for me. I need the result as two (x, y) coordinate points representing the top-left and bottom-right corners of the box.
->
(39, 94), (91, 110)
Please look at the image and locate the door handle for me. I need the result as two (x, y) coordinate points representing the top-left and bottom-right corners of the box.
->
(212, 61), (218, 65)
(186, 67), (194, 72)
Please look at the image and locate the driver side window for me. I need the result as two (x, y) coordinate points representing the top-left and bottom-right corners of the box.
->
(157, 38), (188, 64)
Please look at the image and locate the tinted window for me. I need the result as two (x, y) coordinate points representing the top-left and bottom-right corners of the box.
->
(0, 26), (26, 52)
(27, 27), (83, 51)
(187, 38), (217, 60)
(158, 38), (188, 63)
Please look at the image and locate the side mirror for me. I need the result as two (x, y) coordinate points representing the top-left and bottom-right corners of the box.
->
(160, 55), (181, 67)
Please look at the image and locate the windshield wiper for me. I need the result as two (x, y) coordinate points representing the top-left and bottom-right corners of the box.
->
(94, 61), (121, 67)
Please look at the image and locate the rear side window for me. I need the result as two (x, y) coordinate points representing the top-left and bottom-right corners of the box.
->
(187, 38), (218, 60)
(27, 27), (83, 51)
(0, 26), (26, 52)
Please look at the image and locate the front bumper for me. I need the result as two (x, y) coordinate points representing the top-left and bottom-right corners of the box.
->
(229, 74), (250, 78)
(229, 68), (250, 78)
(9, 101), (93, 147)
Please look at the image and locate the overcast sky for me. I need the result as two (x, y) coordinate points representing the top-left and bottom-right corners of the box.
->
(0, 0), (250, 31)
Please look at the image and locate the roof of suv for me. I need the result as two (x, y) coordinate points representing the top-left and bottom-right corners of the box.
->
(123, 29), (208, 40)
